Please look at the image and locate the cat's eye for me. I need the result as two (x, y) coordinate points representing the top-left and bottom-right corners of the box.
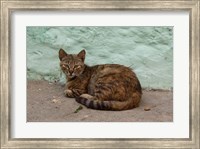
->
(74, 65), (81, 69)
(61, 64), (69, 70)
(61, 64), (66, 68)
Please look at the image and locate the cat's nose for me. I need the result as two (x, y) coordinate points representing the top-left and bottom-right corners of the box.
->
(69, 69), (73, 75)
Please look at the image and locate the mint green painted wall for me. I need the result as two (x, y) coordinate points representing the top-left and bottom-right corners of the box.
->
(27, 27), (173, 90)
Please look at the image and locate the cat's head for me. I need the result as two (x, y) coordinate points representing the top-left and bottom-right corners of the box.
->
(59, 49), (86, 78)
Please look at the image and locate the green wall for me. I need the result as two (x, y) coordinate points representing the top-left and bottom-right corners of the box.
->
(27, 27), (173, 90)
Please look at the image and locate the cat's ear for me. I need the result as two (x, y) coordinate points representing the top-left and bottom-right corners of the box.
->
(77, 49), (86, 62)
(59, 48), (68, 61)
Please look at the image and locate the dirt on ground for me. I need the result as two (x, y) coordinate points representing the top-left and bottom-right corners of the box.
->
(27, 80), (173, 122)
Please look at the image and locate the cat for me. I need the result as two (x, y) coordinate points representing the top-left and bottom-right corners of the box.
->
(59, 48), (142, 111)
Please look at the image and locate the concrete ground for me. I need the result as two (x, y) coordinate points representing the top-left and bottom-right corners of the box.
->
(27, 80), (173, 122)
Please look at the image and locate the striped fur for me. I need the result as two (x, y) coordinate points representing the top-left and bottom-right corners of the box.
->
(75, 96), (111, 110)
(75, 94), (140, 111)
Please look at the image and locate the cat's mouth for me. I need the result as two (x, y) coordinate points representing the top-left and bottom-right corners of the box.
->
(69, 75), (74, 77)
(68, 74), (76, 78)
(63, 71), (75, 78)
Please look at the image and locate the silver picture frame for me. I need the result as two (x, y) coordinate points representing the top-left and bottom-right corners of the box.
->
(1, 0), (199, 148)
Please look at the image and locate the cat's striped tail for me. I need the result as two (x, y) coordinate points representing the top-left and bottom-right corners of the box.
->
(75, 93), (140, 111)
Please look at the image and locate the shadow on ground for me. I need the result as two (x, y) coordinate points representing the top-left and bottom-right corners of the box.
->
(27, 80), (173, 122)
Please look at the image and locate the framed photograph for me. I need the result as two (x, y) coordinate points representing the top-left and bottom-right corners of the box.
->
(1, 0), (199, 148)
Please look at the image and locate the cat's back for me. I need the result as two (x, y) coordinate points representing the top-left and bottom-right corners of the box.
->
(90, 64), (141, 91)
(92, 64), (137, 77)
(89, 63), (142, 98)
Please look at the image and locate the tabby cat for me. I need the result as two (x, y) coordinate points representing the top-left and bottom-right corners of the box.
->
(59, 49), (142, 111)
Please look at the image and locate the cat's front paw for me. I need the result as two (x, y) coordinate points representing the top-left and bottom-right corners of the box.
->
(64, 89), (82, 98)
(64, 89), (74, 98)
